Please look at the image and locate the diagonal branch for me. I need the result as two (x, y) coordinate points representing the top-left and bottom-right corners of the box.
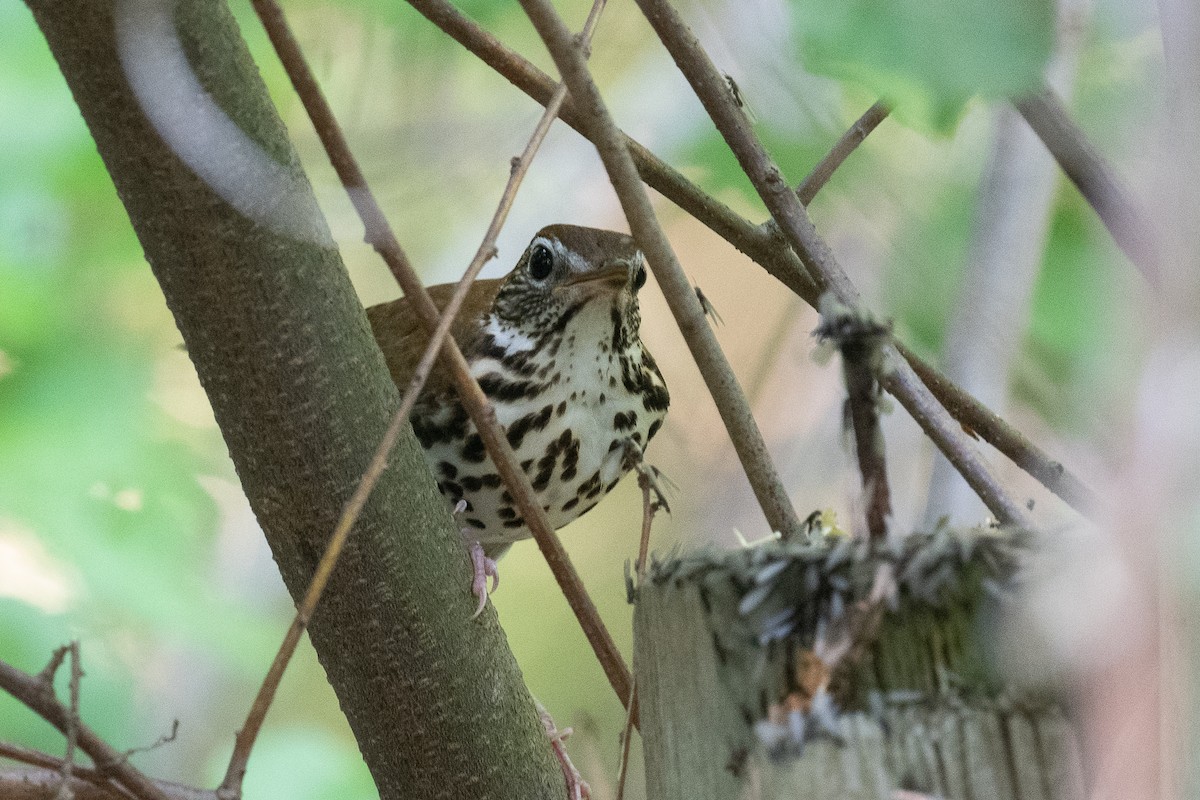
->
(795, 101), (890, 206)
(1016, 88), (1160, 285)
(516, 0), (805, 540)
(631, 0), (1032, 527)
(250, 0), (633, 711)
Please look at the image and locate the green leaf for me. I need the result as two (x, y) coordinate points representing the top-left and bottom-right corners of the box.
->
(786, 0), (1054, 131)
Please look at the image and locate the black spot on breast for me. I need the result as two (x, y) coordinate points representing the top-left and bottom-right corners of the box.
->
(605, 479), (619, 492)
(506, 403), (555, 449)
(643, 385), (670, 413)
(613, 411), (638, 431)
(501, 490), (514, 504)
(562, 497), (580, 512)
(477, 333), (507, 361)
(477, 372), (544, 403)
(561, 438), (580, 482)
(465, 518), (487, 530)
(438, 480), (464, 498)
(460, 475), (483, 492)
(439, 461), (458, 479)
(502, 519), (526, 529)
(501, 350), (539, 377)
(481, 474), (503, 488)
(461, 434), (486, 463)
(647, 419), (663, 441)
(556, 401), (567, 417)
(498, 507), (517, 520)
(578, 472), (603, 500)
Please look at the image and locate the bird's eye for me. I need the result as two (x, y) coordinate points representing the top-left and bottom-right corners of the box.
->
(529, 245), (554, 281)
(632, 264), (647, 291)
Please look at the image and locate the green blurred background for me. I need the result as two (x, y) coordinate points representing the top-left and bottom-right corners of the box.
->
(0, 0), (1161, 797)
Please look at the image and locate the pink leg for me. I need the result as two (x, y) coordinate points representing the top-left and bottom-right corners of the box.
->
(453, 500), (500, 618)
(467, 540), (499, 619)
(537, 702), (590, 800)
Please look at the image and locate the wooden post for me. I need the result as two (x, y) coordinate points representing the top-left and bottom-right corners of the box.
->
(633, 528), (1085, 800)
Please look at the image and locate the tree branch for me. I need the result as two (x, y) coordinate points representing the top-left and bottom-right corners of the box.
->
(631, 0), (1032, 527)
(795, 101), (890, 206)
(0, 655), (170, 800)
(1016, 88), (1160, 285)
(516, 0), (805, 540)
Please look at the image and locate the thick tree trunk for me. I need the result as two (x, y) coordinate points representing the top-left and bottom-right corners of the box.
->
(23, 1), (561, 797)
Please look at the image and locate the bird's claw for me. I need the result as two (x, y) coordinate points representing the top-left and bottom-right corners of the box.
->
(537, 702), (590, 800)
(468, 540), (499, 619)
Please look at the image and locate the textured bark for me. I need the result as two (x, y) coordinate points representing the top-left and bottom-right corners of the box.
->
(23, 1), (561, 797)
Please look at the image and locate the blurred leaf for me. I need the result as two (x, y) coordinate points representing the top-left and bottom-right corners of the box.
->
(786, 0), (1054, 131)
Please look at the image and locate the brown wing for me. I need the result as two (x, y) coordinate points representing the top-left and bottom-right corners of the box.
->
(366, 279), (504, 396)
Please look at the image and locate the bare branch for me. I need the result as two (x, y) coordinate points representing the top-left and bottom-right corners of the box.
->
(1016, 88), (1160, 285)
(247, 0), (634, 716)
(632, 0), (1031, 527)
(795, 101), (890, 206)
(53, 642), (81, 800)
(517, 0), (805, 540)
(0, 767), (213, 800)
(899, 342), (1098, 514)
(0, 656), (171, 800)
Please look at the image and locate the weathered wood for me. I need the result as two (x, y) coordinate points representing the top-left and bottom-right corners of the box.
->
(633, 529), (1084, 800)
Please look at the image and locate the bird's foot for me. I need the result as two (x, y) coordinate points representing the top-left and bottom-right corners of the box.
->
(537, 702), (590, 800)
(466, 539), (499, 619)
(452, 500), (500, 618)
(621, 439), (674, 514)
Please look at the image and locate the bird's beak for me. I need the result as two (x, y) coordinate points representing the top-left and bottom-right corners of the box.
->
(557, 264), (630, 295)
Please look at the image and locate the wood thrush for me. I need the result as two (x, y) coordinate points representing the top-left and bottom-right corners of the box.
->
(367, 224), (670, 611)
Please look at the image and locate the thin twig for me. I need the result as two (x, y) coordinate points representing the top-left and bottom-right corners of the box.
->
(898, 342), (1097, 514)
(517, 0), (805, 541)
(247, 0), (634, 725)
(632, 0), (1032, 527)
(53, 641), (81, 800)
(0, 656), (171, 800)
(1015, 88), (1160, 285)
(613, 683), (638, 800)
(0, 767), (214, 800)
(398, 0), (1095, 522)
(1, 741), (101, 780)
(795, 101), (890, 206)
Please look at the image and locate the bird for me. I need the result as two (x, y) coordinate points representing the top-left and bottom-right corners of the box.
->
(367, 224), (670, 613)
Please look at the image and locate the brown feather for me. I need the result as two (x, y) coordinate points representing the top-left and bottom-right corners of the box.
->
(366, 278), (504, 397)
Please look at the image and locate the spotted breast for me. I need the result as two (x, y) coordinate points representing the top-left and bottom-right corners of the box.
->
(367, 224), (670, 559)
